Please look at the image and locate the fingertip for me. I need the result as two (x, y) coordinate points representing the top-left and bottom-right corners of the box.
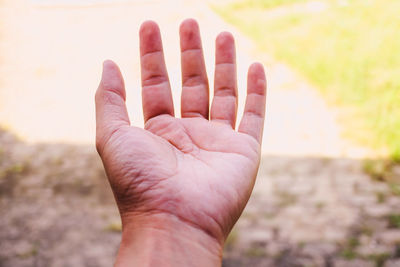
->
(215, 32), (235, 64)
(179, 18), (202, 51)
(216, 31), (234, 48)
(101, 59), (121, 79)
(139, 20), (162, 55)
(248, 62), (266, 93)
(139, 20), (159, 35)
(100, 60), (125, 98)
(249, 62), (266, 78)
(179, 18), (199, 34)
(102, 59), (118, 73)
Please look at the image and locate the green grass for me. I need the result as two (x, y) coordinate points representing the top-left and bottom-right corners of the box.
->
(367, 253), (390, 267)
(214, 0), (400, 160)
(340, 237), (359, 260)
(388, 214), (400, 228)
(390, 184), (400, 196)
(363, 159), (400, 183)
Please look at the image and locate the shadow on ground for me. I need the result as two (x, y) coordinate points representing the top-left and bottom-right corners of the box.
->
(1, 128), (400, 267)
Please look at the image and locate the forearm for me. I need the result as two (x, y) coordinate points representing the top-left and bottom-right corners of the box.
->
(115, 213), (223, 267)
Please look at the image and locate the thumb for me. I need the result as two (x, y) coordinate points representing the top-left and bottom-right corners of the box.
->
(95, 60), (130, 154)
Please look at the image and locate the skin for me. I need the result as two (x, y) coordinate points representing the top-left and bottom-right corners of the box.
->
(95, 19), (267, 266)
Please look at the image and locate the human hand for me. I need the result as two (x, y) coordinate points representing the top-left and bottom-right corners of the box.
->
(95, 19), (266, 266)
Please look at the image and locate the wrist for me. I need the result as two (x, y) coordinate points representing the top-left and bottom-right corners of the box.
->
(115, 212), (223, 267)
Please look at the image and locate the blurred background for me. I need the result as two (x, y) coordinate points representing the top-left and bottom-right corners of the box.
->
(0, 0), (399, 266)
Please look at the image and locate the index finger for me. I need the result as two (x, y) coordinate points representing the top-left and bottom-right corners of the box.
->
(140, 20), (175, 123)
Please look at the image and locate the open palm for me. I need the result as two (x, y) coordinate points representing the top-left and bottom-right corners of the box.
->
(95, 19), (267, 246)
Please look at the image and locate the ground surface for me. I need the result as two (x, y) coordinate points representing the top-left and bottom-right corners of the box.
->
(2, 128), (400, 267)
(1, 0), (399, 266)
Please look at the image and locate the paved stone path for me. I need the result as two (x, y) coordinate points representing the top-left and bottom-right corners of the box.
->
(1, 0), (399, 267)
(2, 128), (400, 267)
(226, 156), (400, 266)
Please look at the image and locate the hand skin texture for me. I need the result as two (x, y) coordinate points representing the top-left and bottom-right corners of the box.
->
(95, 19), (267, 267)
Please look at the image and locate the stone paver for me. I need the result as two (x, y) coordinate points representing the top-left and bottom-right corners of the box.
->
(333, 259), (375, 267)
(224, 156), (400, 266)
(385, 259), (400, 267)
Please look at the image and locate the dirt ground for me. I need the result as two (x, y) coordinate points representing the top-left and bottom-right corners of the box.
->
(1, 0), (400, 267)
(2, 127), (400, 267)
